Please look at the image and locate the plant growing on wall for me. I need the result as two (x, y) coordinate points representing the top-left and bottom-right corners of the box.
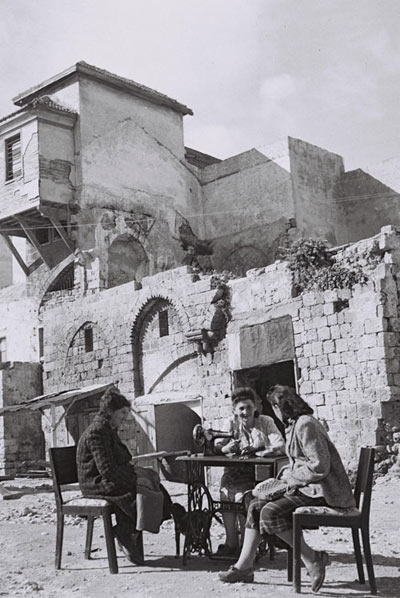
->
(281, 238), (377, 295)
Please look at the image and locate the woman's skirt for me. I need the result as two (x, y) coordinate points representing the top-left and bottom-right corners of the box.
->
(246, 492), (327, 535)
(220, 467), (255, 503)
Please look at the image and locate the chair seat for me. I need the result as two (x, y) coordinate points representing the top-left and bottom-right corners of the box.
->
(64, 497), (112, 508)
(295, 505), (360, 516)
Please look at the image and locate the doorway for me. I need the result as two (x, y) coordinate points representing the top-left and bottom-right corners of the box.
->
(233, 360), (296, 436)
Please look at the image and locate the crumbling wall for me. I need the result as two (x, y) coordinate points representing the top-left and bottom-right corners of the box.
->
(0, 362), (43, 475)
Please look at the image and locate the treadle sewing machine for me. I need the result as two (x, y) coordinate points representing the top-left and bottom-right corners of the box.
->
(192, 424), (233, 456)
(174, 425), (289, 564)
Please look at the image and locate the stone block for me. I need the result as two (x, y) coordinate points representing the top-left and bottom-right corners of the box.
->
(328, 352), (340, 365)
(322, 340), (335, 354)
(364, 318), (383, 334)
(330, 325), (340, 339)
(327, 313), (339, 326)
(335, 339), (348, 353)
(303, 292), (323, 306)
(311, 341), (323, 356)
(310, 304), (324, 317)
(316, 354), (329, 367)
(314, 379), (333, 393)
(334, 364), (347, 378)
(317, 327), (330, 341)
(323, 302), (335, 316)
(310, 369), (322, 381)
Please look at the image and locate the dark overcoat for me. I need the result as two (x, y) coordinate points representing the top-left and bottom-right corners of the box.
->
(76, 414), (137, 520)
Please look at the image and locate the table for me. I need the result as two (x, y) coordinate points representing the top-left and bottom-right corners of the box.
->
(176, 453), (288, 563)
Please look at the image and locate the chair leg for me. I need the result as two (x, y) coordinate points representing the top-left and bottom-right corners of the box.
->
(351, 528), (365, 584)
(85, 516), (95, 559)
(361, 527), (377, 595)
(293, 517), (302, 593)
(55, 512), (64, 570)
(287, 547), (293, 582)
(175, 530), (180, 558)
(102, 513), (118, 574)
(136, 531), (144, 562)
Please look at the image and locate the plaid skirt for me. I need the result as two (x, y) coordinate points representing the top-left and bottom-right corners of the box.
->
(245, 492), (327, 535)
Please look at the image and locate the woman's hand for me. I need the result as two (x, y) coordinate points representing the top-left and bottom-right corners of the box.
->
(221, 440), (241, 455)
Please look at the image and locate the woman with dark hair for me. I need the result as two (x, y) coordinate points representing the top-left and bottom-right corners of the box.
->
(214, 387), (285, 557)
(219, 385), (355, 592)
(77, 387), (184, 565)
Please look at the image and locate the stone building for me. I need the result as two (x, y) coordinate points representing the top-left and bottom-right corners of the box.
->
(0, 63), (400, 475)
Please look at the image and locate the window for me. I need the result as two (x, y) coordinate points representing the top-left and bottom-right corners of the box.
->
(0, 337), (7, 362)
(159, 310), (169, 337)
(38, 328), (44, 359)
(5, 135), (22, 181)
(36, 222), (67, 246)
(84, 327), (93, 352)
(36, 227), (50, 245)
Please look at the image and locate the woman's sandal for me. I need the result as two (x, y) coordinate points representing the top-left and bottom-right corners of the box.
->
(218, 565), (254, 583)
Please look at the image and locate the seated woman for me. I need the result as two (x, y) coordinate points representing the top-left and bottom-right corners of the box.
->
(77, 387), (184, 565)
(219, 385), (356, 592)
(214, 387), (285, 557)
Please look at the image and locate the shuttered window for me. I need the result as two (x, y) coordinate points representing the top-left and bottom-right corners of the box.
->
(5, 134), (22, 181)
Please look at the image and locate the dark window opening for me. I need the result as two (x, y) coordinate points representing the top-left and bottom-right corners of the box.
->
(159, 310), (169, 337)
(334, 298), (349, 313)
(0, 337), (6, 362)
(84, 328), (93, 352)
(5, 135), (22, 181)
(38, 328), (44, 359)
(36, 227), (50, 245)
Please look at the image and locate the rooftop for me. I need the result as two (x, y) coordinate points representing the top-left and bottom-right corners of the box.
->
(13, 61), (193, 116)
(0, 96), (77, 126)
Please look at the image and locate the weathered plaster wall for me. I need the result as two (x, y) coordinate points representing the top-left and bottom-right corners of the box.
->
(0, 237), (12, 288)
(68, 78), (202, 280)
(0, 284), (38, 361)
(289, 137), (344, 245)
(335, 170), (400, 245)
(201, 149), (295, 272)
(38, 117), (76, 206)
(0, 362), (43, 475)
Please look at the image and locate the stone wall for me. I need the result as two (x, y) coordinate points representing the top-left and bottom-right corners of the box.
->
(0, 362), (43, 475)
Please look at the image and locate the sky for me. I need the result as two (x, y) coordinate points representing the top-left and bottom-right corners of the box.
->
(1, 0), (400, 171)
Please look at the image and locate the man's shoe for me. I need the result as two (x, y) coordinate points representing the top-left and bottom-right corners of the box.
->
(309, 551), (330, 593)
(218, 565), (254, 583)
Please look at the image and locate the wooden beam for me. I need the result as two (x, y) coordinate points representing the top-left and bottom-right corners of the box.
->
(0, 233), (29, 276)
(42, 210), (75, 254)
(14, 215), (52, 268)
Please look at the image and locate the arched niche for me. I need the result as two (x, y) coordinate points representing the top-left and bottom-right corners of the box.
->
(107, 234), (149, 288)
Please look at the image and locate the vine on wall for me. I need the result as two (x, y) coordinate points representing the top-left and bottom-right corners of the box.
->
(280, 238), (381, 296)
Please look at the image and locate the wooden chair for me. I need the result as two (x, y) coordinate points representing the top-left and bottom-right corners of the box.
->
(291, 447), (377, 594)
(49, 445), (143, 574)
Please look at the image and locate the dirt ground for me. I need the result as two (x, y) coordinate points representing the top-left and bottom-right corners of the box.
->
(0, 476), (399, 598)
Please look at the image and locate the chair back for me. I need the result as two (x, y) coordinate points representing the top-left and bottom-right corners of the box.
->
(353, 447), (375, 522)
(49, 446), (78, 507)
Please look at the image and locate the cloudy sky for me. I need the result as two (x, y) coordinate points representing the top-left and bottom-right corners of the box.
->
(1, 0), (400, 170)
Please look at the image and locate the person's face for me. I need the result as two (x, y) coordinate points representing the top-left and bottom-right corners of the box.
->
(109, 406), (131, 429)
(233, 399), (255, 423)
(270, 399), (283, 423)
